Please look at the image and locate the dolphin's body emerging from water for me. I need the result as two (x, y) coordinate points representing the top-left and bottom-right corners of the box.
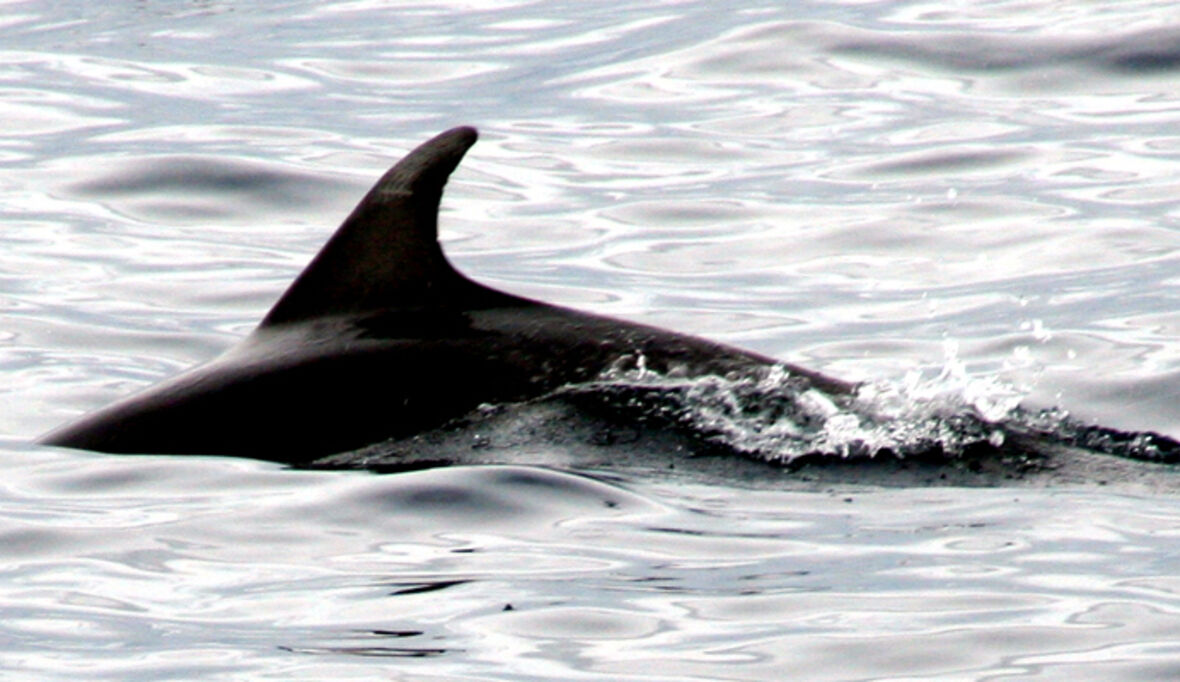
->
(40, 127), (852, 464)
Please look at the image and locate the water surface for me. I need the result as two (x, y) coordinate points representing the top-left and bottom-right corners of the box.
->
(6, 1), (1180, 679)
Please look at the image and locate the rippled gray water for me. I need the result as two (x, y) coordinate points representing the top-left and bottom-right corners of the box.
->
(7, 1), (1180, 679)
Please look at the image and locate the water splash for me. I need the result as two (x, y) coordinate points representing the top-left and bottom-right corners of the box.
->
(566, 353), (1005, 463)
(565, 348), (1180, 465)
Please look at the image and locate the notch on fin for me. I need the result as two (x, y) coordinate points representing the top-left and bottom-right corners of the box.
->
(261, 126), (484, 327)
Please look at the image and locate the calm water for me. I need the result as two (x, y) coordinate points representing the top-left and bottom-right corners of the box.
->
(7, 1), (1180, 679)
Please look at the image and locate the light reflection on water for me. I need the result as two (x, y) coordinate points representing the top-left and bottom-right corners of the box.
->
(7, 452), (1180, 679)
(6, 0), (1180, 678)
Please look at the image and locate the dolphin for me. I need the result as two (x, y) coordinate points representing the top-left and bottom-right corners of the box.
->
(39, 126), (853, 465)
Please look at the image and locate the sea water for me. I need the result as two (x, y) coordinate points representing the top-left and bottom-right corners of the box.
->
(6, 1), (1180, 679)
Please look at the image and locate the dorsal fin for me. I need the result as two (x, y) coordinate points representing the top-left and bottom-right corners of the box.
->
(261, 126), (493, 327)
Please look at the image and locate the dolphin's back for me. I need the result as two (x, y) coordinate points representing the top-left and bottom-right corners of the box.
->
(41, 304), (797, 461)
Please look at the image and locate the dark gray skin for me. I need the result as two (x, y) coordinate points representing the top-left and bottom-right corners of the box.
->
(39, 127), (852, 464)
